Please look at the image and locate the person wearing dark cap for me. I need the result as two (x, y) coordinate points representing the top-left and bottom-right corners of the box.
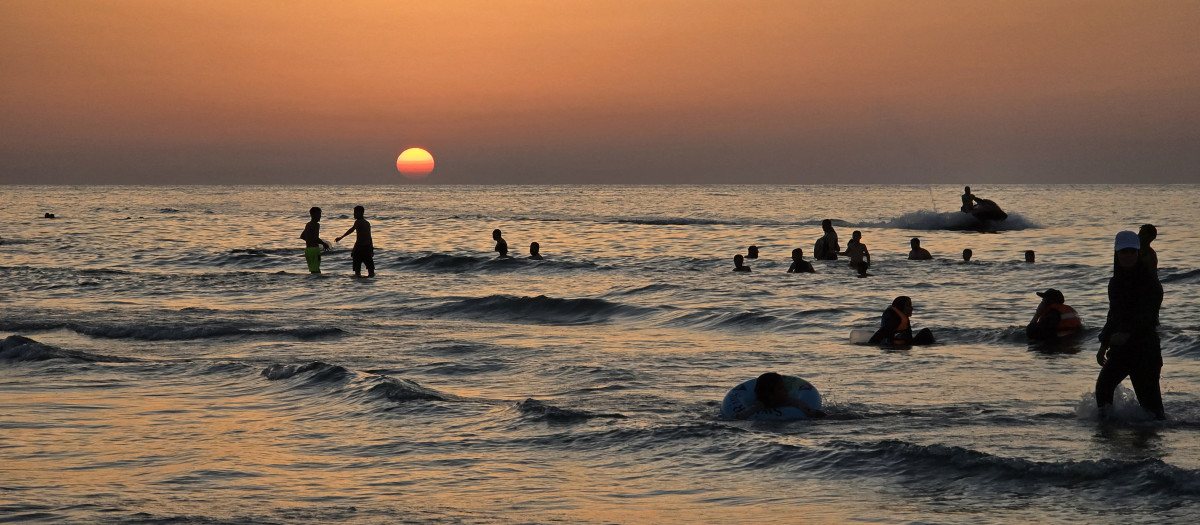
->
(1095, 230), (1164, 420)
(1026, 288), (1081, 341)
(868, 296), (935, 346)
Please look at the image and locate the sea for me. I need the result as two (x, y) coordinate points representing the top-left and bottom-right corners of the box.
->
(2, 184), (1198, 524)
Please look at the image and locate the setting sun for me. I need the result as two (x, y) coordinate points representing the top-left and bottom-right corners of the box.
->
(397, 147), (435, 179)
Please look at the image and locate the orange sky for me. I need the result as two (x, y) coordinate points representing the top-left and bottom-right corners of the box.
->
(2, 0), (1198, 183)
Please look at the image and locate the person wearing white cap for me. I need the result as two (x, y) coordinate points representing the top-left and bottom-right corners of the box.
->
(1095, 230), (1165, 420)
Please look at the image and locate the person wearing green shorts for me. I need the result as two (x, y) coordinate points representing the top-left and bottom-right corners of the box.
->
(300, 206), (331, 273)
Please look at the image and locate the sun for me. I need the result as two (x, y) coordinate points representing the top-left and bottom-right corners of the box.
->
(397, 147), (435, 179)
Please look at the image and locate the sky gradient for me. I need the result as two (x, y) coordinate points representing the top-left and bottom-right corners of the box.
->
(2, 0), (1198, 184)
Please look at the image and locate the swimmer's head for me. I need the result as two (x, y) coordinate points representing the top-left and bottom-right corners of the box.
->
(747, 245), (759, 258)
(753, 372), (788, 407)
(791, 248), (803, 260)
(309, 207), (321, 220)
(910, 237), (921, 248)
(822, 219), (833, 231)
(529, 241), (540, 255)
(1139, 224), (1157, 244)
(892, 296), (913, 315)
(1025, 250), (1035, 263)
(493, 229), (502, 240)
(353, 205), (364, 219)
(962, 248), (972, 261)
(852, 230), (862, 240)
(734, 254), (745, 267)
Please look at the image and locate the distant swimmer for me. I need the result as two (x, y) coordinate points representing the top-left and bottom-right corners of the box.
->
(868, 296), (935, 346)
(962, 249), (973, 262)
(787, 248), (815, 273)
(733, 372), (826, 419)
(813, 219), (840, 260)
(44, 212), (56, 219)
(732, 254), (751, 272)
(844, 230), (870, 276)
(1138, 224), (1158, 277)
(907, 238), (932, 260)
(335, 205), (375, 278)
(493, 229), (510, 258)
(1025, 250), (1035, 263)
(960, 186), (979, 213)
(528, 241), (543, 260)
(1095, 230), (1164, 420)
(299, 207), (332, 274)
(746, 245), (759, 259)
(1026, 288), (1081, 341)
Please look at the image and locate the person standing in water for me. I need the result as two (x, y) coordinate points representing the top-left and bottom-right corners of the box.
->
(493, 229), (509, 258)
(813, 219), (840, 260)
(299, 207), (331, 274)
(335, 205), (375, 278)
(787, 248), (815, 273)
(844, 230), (870, 275)
(1095, 231), (1164, 420)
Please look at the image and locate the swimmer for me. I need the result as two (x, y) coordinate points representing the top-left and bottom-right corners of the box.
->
(787, 248), (815, 273)
(299, 206), (331, 274)
(733, 372), (826, 419)
(868, 296), (935, 345)
(1026, 288), (1081, 341)
(813, 219), (840, 260)
(334, 205), (374, 278)
(844, 230), (870, 275)
(528, 241), (543, 260)
(908, 238), (932, 260)
(746, 245), (759, 259)
(1025, 250), (1035, 263)
(963, 248), (973, 262)
(493, 229), (510, 258)
(732, 254), (751, 272)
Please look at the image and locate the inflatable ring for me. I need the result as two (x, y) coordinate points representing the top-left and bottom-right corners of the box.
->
(721, 375), (822, 420)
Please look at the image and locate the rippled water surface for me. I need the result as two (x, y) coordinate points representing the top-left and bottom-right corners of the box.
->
(2, 185), (1199, 524)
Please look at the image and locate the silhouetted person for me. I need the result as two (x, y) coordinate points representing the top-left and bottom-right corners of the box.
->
(1096, 231), (1164, 420)
(732, 254), (751, 272)
(787, 248), (815, 273)
(960, 186), (978, 213)
(528, 241), (543, 260)
(733, 372), (826, 419)
(962, 249), (973, 262)
(493, 229), (509, 258)
(908, 238), (932, 260)
(300, 207), (331, 274)
(844, 230), (870, 276)
(1138, 224), (1158, 277)
(869, 296), (935, 345)
(746, 245), (759, 259)
(1027, 288), (1081, 341)
(813, 219), (839, 260)
(335, 205), (375, 278)
(1025, 250), (1036, 263)
(44, 212), (56, 219)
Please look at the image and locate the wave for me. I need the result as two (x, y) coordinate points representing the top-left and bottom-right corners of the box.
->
(427, 294), (654, 325)
(261, 361), (350, 382)
(862, 210), (1038, 231)
(1161, 268), (1200, 284)
(399, 253), (604, 273)
(0, 319), (345, 342)
(512, 398), (627, 422)
(0, 335), (134, 362)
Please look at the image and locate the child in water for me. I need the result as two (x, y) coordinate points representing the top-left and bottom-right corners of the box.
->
(734, 372), (826, 419)
(528, 241), (543, 260)
(493, 229), (509, 258)
(299, 207), (331, 274)
(787, 248), (815, 273)
(732, 254), (751, 272)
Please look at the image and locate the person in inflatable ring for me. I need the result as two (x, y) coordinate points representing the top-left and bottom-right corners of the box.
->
(733, 372), (826, 419)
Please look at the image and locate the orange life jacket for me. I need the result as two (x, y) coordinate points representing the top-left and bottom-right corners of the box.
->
(1046, 303), (1081, 337)
(890, 306), (910, 344)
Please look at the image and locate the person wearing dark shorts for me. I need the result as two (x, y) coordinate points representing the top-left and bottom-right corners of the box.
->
(336, 205), (375, 278)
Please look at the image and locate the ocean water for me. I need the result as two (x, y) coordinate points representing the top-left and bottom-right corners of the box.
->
(2, 184), (1198, 524)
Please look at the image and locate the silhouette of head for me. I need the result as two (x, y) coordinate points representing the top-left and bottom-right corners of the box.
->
(309, 207), (321, 220)
(892, 296), (913, 316)
(852, 230), (862, 241)
(962, 248), (972, 261)
(791, 248), (803, 260)
(911, 238), (921, 248)
(964, 186), (971, 193)
(734, 254), (745, 267)
(529, 242), (540, 255)
(747, 245), (759, 259)
(1025, 250), (1035, 263)
(822, 219), (833, 232)
(493, 229), (502, 240)
(1037, 288), (1065, 305)
(753, 372), (788, 407)
(353, 205), (364, 219)
(1139, 224), (1157, 245)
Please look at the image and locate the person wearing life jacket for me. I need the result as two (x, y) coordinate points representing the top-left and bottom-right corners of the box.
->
(1026, 288), (1082, 341)
(868, 296), (935, 346)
